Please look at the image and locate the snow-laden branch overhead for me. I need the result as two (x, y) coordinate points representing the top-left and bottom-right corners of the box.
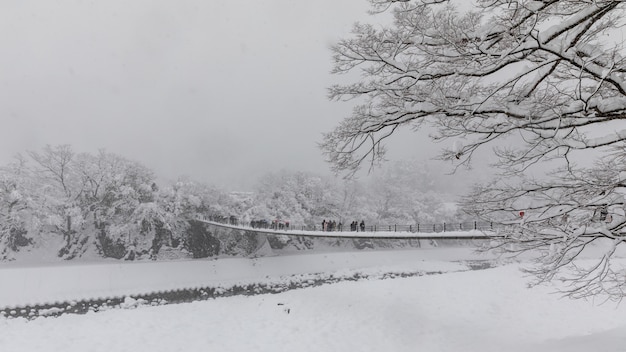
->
(324, 0), (626, 300)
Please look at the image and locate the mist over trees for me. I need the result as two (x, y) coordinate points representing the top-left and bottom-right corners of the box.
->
(323, 0), (626, 299)
(240, 159), (462, 228)
(0, 145), (459, 261)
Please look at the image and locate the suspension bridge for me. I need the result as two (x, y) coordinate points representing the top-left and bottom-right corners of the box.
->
(196, 218), (500, 240)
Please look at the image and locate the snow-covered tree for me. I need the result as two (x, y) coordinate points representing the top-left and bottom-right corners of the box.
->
(334, 179), (376, 227)
(323, 0), (626, 300)
(367, 159), (457, 225)
(75, 150), (158, 259)
(27, 145), (86, 256)
(249, 171), (343, 227)
(0, 157), (36, 260)
(25, 146), (160, 259)
(156, 177), (224, 256)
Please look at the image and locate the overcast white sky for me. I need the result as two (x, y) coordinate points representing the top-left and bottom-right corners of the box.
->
(0, 0), (478, 192)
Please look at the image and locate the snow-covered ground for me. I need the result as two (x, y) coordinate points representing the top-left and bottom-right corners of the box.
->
(0, 248), (484, 308)
(1, 247), (626, 352)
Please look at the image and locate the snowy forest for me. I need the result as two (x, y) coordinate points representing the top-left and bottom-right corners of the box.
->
(0, 144), (463, 261)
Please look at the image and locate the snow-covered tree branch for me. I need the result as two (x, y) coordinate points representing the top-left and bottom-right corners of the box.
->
(323, 0), (626, 300)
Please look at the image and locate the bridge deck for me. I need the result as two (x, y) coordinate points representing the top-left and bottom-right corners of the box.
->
(197, 219), (498, 240)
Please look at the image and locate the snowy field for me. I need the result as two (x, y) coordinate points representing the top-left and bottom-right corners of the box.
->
(2, 247), (626, 352)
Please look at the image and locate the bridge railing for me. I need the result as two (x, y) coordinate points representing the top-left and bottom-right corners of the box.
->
(202, 216), (501, 233)
(285, 222), (498, 233)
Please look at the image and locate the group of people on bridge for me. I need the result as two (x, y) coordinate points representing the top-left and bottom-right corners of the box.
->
(250, 219), (290, 230)
(322, 219), (365, 232)
(214, 215), (372, 232)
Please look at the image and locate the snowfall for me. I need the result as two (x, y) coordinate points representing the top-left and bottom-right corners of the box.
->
(1, 240), (626, 352)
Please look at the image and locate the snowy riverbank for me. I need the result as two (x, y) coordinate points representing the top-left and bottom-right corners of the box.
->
(2, 253), (626, 352)
(0, 247), (489, 308)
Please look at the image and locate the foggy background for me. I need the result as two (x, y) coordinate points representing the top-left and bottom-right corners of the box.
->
(0, 0), (482, 194)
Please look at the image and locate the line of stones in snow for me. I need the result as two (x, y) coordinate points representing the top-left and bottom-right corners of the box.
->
(0, 260), (497, 320)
